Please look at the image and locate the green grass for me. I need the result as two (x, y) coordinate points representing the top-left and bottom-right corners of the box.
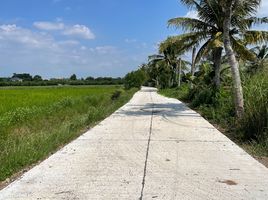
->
(0, 86), (137, 181)
(158, 84), (190, 101)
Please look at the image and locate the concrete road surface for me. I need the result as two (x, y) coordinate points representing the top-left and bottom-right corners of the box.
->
(1, 87), (268, 200)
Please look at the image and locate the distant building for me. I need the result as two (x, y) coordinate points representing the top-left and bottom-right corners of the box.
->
(10, 77), (23, 82)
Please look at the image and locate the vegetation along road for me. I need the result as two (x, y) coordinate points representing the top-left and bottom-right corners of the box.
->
(0, 87), (267, 199)
(0, 86), (137, 184)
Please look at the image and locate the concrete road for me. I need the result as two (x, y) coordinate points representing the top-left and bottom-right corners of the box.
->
(1, 87), (268, 200)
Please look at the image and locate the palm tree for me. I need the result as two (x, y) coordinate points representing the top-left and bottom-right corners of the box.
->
(191, 47), (197, 88)
(220, 0), (263, 118)
(168, 0), (268, 90)
(147, 54), (172, 88)
(221, 0), (244, 118)
(159, 37), (191, 87)
(169, 0), (268, 118)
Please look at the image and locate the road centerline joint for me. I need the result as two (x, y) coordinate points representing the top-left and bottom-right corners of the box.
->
(139, 92), (154, 200)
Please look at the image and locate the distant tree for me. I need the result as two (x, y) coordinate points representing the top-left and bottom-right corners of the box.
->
(12, 73), (32, 81)
(86, 76), (95, 81)
(70, 74), (77, 80)
(124, 68), (148, 89)
(33, 75), (42, 81)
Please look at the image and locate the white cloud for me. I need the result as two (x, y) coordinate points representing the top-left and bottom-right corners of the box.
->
(184, 10), (198, 19)
(63, 24), (95, 40)
(251, 1), (268, 31)
(258, 1), (268, 17)
(0, 24), (145, 78)
(95, 46), (116, 54)
(33, 21), (65, 31)
(80, 46), (87, 50)
(33, 21), (95, 40)
(57, 40), (80, 46)
(0, 24), (54, 48)
(125, 38), (137, 43)
(0, 24), (18, 32)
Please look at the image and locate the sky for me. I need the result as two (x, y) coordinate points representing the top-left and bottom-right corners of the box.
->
(0, 0), (267, 79)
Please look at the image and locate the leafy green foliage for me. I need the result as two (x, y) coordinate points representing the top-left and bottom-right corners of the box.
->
(159, 84), (190, 101)
(70, 74), (77, 80)
(124, 68), (148, 89)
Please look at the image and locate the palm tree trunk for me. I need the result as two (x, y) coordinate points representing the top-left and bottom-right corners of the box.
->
(178, 58), (182, 87)
(223, 0), (244, 118)
(212, 47), (223, 88)
(175, 62), (178, 86)
(156, 77), (159, 88)
(190, 47), (196, 89)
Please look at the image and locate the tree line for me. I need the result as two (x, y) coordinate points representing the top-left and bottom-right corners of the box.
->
(0, 73), (124, 86)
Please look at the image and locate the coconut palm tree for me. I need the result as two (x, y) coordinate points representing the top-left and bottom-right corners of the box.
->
(220, 0), (263, 118)
(159, 36), (192, 87)
(147, 54), (172, 88)
(169, 0), (268, 118)
(168, 0), (268, 90)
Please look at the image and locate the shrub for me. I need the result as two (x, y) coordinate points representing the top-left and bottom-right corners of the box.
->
(124, 69), (147, 89)
(111, 90), (122, 100)
(190, 88), (216, 108)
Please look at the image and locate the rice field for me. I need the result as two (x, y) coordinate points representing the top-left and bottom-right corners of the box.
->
(0, 86), (137, 182)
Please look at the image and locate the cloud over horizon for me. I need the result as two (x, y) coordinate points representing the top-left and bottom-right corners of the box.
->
(33, 21), (95, 40)
(0, 22), (148, 78)
(63, 24), (95, 40)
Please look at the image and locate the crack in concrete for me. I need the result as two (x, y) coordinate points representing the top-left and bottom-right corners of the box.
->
(139, 92), (154, 200)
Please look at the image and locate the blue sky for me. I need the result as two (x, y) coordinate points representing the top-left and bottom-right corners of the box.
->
(0, 0), (267, 78)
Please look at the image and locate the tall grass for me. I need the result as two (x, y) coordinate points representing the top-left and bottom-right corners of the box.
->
(0, 86), (137, 181)
(240, 71), (268, 147)
(159, 84), (190, 101)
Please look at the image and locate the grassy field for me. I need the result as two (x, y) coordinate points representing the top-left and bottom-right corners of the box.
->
(0, 86), (137, 181)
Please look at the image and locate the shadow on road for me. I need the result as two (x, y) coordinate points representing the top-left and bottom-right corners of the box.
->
(116, 102), (201, 118)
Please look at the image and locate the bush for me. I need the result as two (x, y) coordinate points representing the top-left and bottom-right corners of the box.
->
(111, 90), (122, 100)
(190, 88), (216, 108)
(159, 84), (190, 101)
(124, 69), (147, 89)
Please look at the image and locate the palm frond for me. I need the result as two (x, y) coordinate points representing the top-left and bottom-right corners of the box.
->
(195, 40), (212, 63)
(168, 17), (216, 32)
(148, 54), (164, 62)
(243, 30), (268, 45)
(159, 32), (205, 55)
(243, 17), (268, 29)
(233, 0), (261, 17)
(180, 0), (200, 9)
(195, 31), (223, 63)
(199, 0), (222, 28)
(231, 36), (256, 61)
